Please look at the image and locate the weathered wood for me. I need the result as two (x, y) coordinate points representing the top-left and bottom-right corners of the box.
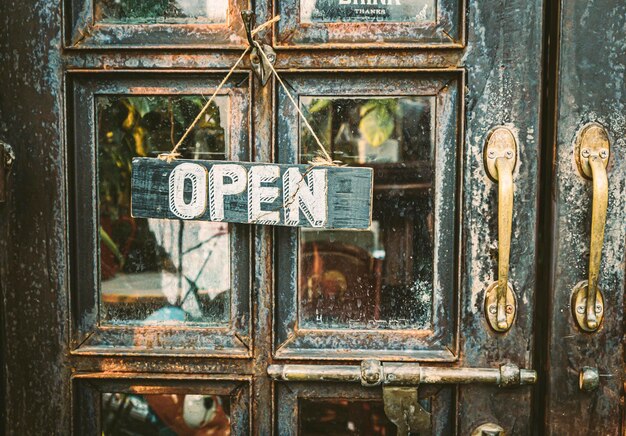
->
(131, 157), (373, 229)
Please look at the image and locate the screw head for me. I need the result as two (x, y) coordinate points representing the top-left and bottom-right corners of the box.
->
(576, 305), (585, 314)
(595, 305), (603, 313)
(599, 149), (608, 159)
(505, 305), (514, 314)
(505, 150), (514, 159)
(488, 150), (496, 159)
(581, 148), (591, 158)
(488, 305), (497, 314)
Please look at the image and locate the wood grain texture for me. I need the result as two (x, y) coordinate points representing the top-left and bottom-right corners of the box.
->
(131, 157), (373, 229)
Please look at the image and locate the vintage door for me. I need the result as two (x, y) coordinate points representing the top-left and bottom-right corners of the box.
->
(0, 0), (622, 434)
(543, 1), (626, 434)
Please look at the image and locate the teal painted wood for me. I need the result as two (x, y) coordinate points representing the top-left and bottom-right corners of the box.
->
(131, 157), (373, 229)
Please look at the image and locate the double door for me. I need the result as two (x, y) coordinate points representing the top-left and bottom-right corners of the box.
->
(0, 0), (624, 434)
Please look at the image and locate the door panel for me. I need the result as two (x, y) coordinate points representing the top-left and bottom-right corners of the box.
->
(545, 1), (626, 433)
(275, 0), (463, 48)
(73, 375), (250, 434)
(275, 382), (455, 435)
(66, 0), (249, 48)
(70, 73), (252, 356)
(275, 71), (461, 360)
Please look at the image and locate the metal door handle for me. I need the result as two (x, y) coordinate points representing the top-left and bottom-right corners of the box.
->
(483, 127), (518, 332)
(572, 123), (610, 332)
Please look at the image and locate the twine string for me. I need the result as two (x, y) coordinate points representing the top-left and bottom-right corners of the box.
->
(158, 47), (249, 162)
(255, 45), (334, 165)
(160, 14), (335, 166)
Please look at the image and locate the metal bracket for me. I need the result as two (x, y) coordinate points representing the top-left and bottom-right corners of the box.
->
(383, 386), (432, 436)
(241, 10), (276, 86)
(0, 140), (15, 203)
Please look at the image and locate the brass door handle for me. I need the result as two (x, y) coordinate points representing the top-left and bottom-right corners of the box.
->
(483, 127), (517, 332)
(572, 124), (610, 332)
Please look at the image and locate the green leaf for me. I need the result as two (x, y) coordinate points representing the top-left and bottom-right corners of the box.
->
(359, 104), (395, 147)
(99, 226), (125, 268)
(307, 98), (332, 113)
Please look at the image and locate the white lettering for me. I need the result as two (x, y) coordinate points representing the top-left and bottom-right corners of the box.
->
(283, 168), (328, 227)
(168, 163), (207, 219)
(208, 164), (247, 221)
(248, 165), (280, 224)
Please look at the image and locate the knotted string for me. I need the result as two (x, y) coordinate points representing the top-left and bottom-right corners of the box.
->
(159, 15), (336, 166)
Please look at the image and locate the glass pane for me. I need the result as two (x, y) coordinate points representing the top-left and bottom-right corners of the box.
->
(300, 0), (436, 24)
(299, 399), (396, 435)
(95, 0), (228, 24)
(299, 96), (434, 330)
(97, 95), (231, 326)
(102, 392), (231, 435)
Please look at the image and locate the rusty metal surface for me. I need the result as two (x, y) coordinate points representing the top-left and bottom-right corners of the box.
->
(545, 1), (626, 434)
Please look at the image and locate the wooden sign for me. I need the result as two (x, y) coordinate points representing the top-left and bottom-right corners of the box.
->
(131, 158), (373, 229)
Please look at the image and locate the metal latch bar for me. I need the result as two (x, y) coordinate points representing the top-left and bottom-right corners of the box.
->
(269, 361), (536, 435)
(267, 360), (537, 388)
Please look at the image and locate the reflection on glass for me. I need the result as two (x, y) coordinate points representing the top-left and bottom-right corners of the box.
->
(96, 0), (229, 24)
(299, 97), (434, 330)
(102, 392), (231, 435)
(97, 95), (230, 325)
(300, 399), (396, 435)
(300, 0), (435, 23)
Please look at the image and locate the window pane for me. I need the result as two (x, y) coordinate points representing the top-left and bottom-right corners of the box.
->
(299, 96), (434, 330)
(299, 399), (396, 435)
(300, 0), (436, 24)
(102, 392), (231, 435)
(95, 0), (228, 24)
(97, 95), (231, 326)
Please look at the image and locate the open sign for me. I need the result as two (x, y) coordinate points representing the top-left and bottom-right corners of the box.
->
(131, 158), (373, 229)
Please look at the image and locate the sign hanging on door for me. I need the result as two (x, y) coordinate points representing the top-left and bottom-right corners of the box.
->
(131, 158), (373, 229)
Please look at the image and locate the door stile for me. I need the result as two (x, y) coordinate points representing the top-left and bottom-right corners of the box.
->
(545, 1), (626, 434)
(0, 1), (71, 434)
(457, 1), (545, 433)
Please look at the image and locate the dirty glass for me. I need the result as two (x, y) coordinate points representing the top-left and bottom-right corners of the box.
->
(97, 95), (230, 326)
(300, 0), (435, 23)
(299, 399), (396, 435)
(102, 392), (231, 435)
(95, 0), (228, 24)
(299, 96), (435, 330)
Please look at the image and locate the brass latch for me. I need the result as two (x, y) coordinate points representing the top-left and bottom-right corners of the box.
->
(483, 127), (518, 332)
(572, 123), (610, 332)
(0, 140), (15, 203)
(268, 361), (536, 435)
